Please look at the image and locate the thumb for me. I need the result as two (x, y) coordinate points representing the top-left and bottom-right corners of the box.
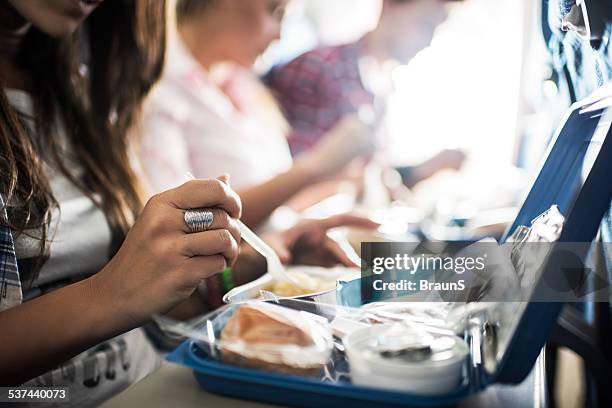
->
(276, 247), (292, 265)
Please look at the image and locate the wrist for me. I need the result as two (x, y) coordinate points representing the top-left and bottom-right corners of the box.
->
(85, 267), (139, 336)
(293, 156), (323, 184)
(67, 276), (128, 343)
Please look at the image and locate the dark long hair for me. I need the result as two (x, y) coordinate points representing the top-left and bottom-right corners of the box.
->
(0, 0), (166, 286)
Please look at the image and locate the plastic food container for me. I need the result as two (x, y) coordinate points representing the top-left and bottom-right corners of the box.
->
(223, 266), (359, 304)
(218, 302), (334, 376)
(344, 324), (469, 395)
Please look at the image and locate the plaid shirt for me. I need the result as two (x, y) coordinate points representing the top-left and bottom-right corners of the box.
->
(0, 194), (22, 311)
(266, 40), (374, 156)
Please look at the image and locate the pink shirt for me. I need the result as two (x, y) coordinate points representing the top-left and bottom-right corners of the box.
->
(140, 34), (293, 193)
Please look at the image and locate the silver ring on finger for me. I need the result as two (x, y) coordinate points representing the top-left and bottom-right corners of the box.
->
(184, 209), (215, 233)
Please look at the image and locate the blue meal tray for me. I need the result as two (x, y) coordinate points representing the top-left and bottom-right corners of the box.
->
(168, 94), (612, 406)
(168, 340), (469, 408)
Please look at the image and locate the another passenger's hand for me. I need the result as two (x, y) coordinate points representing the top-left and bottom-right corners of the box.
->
(91, 179), (241, 326)
(264, 214), (379, 267)
(429, 149), (466, 172)
(402, 149), (467, 188)
(296, 115), (376, 181)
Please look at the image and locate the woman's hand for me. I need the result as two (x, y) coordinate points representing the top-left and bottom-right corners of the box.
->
(90, 179), (241, 328)
(264, 214), (379, 268)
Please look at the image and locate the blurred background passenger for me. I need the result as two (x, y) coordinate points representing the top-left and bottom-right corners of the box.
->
(266, 0), (466, 188)
(140, 0), (376, 229)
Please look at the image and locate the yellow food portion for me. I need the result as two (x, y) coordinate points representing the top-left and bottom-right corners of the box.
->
(263, 268), (361, 297)
(264, 271), (337, 298)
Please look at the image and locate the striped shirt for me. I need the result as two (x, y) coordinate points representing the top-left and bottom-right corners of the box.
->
(0, 193), (22, 311)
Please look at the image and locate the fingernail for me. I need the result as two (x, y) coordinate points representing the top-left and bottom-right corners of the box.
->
(217, 174), (231, 186)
